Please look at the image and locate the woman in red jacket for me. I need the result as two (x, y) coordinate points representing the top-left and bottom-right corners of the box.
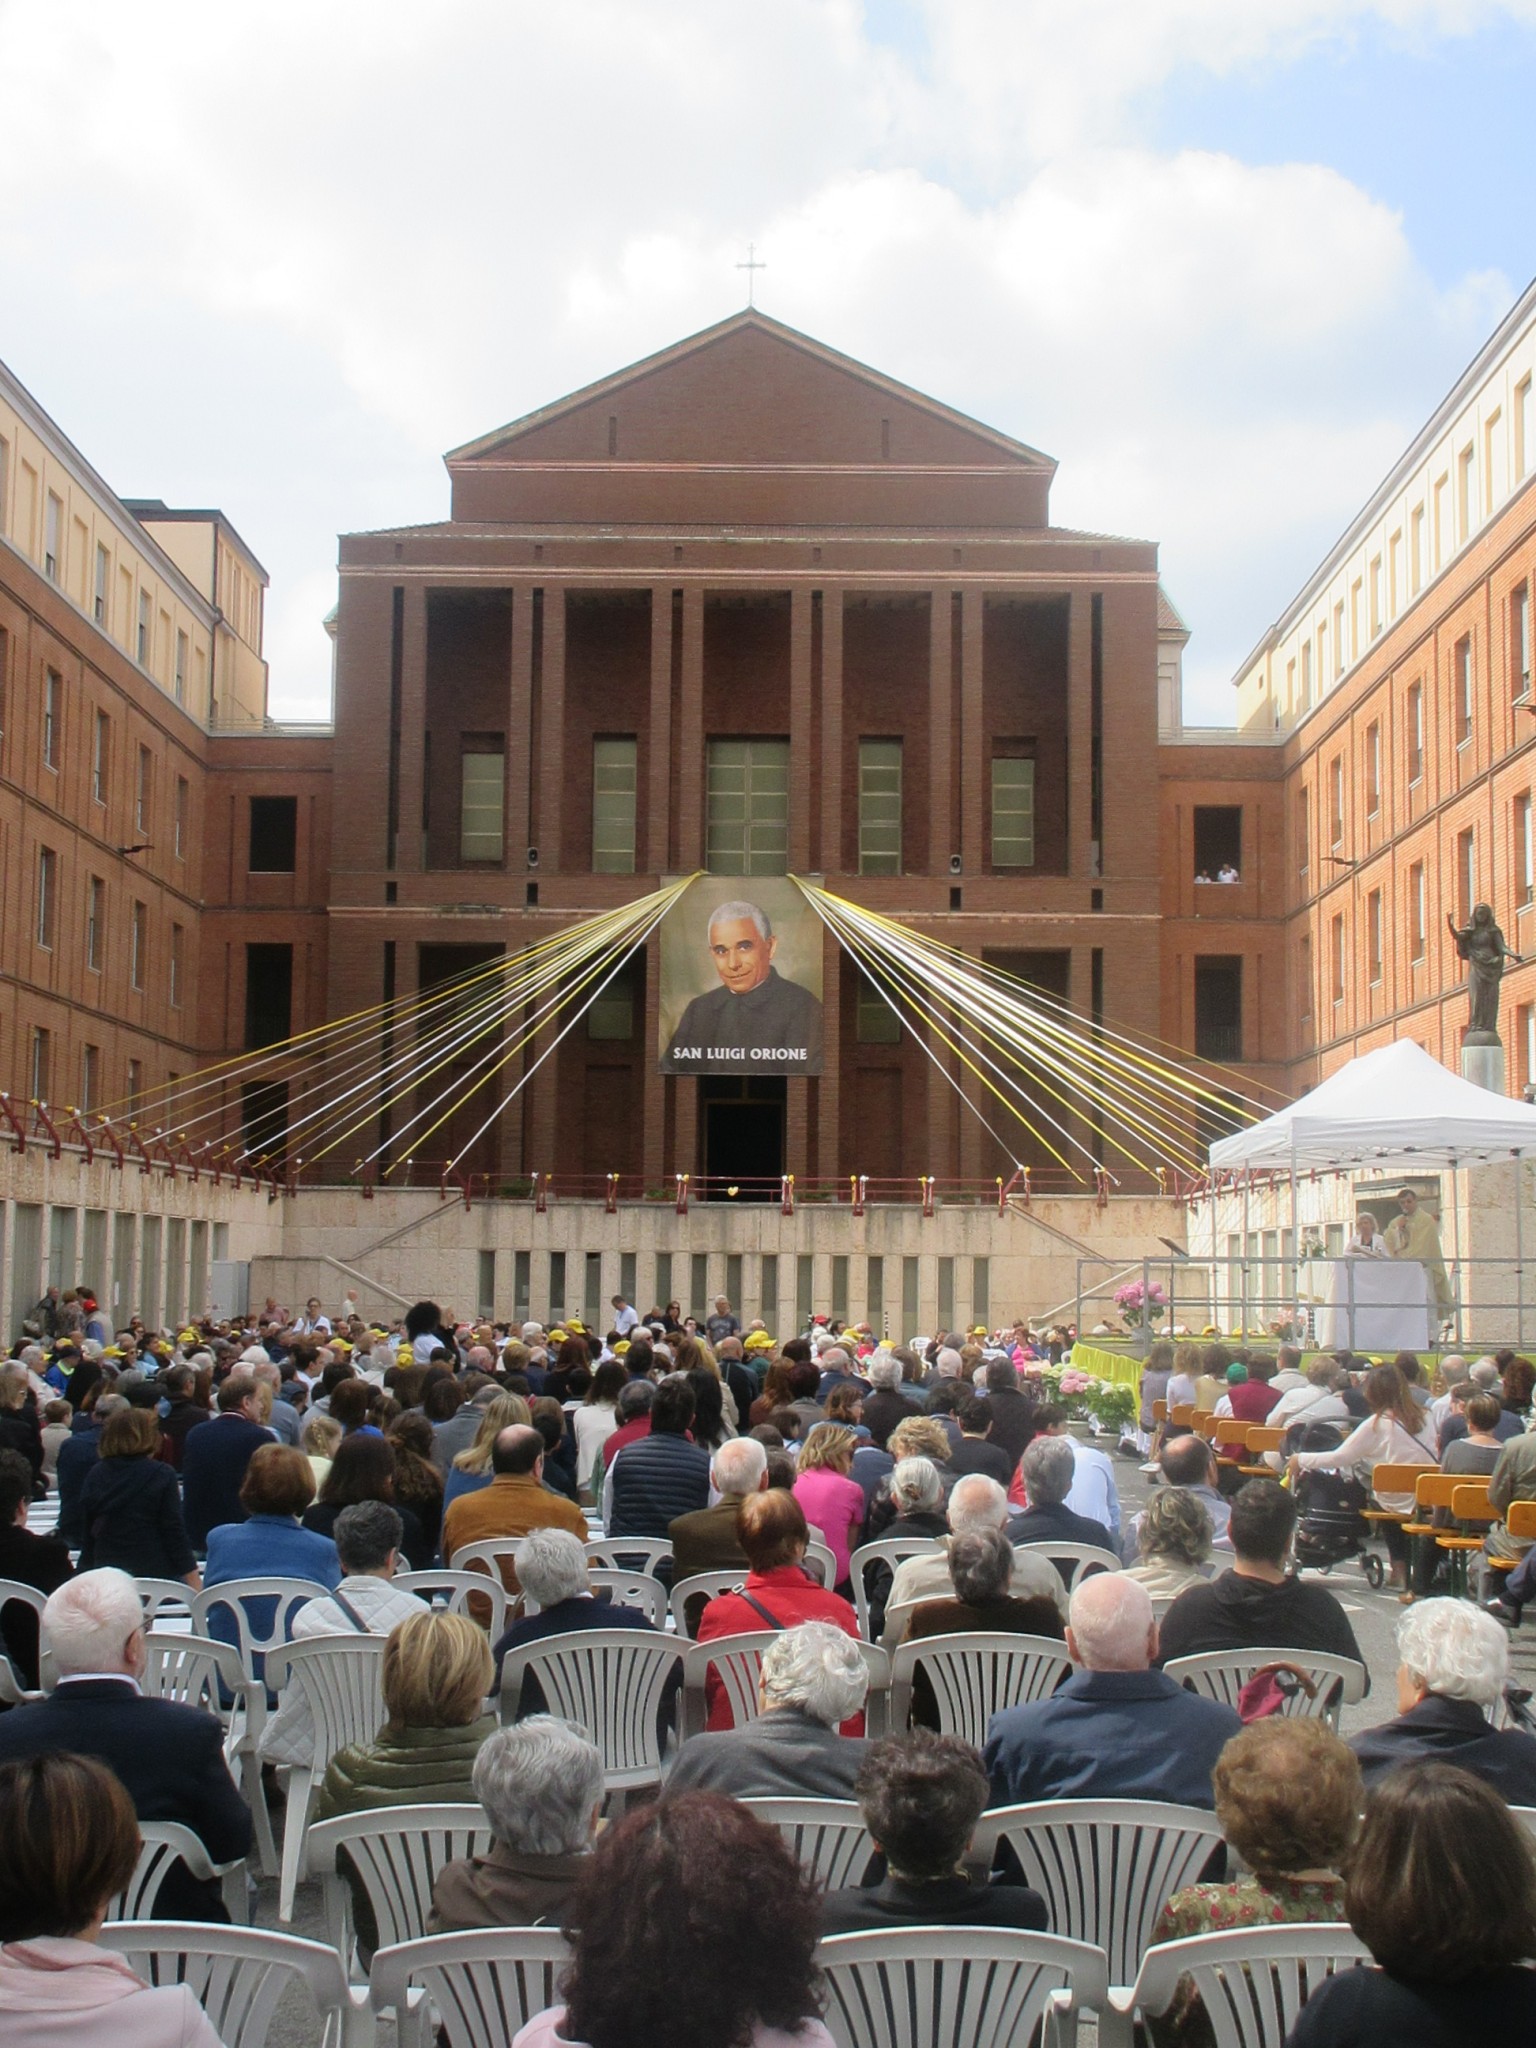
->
(695, 1491), (861, 1730)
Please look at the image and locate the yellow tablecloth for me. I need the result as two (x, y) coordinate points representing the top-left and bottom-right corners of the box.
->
(1067, 1340), (1142, 1390)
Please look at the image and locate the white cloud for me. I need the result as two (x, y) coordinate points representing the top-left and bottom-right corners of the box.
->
(0, 1), (1524, 720)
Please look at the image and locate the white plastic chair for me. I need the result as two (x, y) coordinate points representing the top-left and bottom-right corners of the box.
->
(0, 1647), (37, 1706)
(1102, 1923), (1370, 2048)
(190, 1576), (326, 1692)
(584, 1536), (674, 1575)
(670, 1569), (746, 1636)
(739, 1797), (878, 1887)
(106, 1820), (250, 1926)
(498, 1628), (685, 1790)
(1015, 1540), (1125, 1592)
(139, 1629), (275, 1878)
(395, 1568), (508, 1639)
(308, 1802), (492, 1972)
(264, 1634), (388, 1923)
(581, 1567), (668, 1625)
(137, 1577), (198, 1627)
(370, 1927), (570, 2048)
(848, 1537), (945, 1637)
(816, 1925), (1109, 2048)
(804, 1536), (838, 1586)
(1163, 1648), (1367, 1725)
(969, 1799), (1226, 1986)
(0, 1576), (54, 1690)
(888, 1631), (1071, 1745)
(100, 1921), (363, 2048)
(681, 1631), (891, 1739)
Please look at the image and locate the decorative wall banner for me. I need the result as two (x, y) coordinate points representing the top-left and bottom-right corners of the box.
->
(659, 877), (824, 1075)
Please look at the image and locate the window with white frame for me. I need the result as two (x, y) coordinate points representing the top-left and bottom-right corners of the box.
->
(1331, 914), (1346, 1003)
(1365, 723), (1381, 816)
(1410, 504), (1425, 594)
(136, 590), (151, 667)
(858, 738), (903, 874)
(1513, 583), (1531, 701)
(174, 776), (188, 860)
(1456, 828), (1476, 923)
(130, 900), (146, 990)
(36, 847), (56, 949)
(44, 492), (61, 582)
(86, 876), (103, 972)
(1517, 794), (1534, 909)
(990, 755), (1036, 869)
(706, 739), (790, 875)
(174, 629), (188, 705)
(30, 1027), (50, 1101)
(1455, 635), (1473, 746)
(43, 669), (60, 770)
(136, 747), (152, 834)
(1459, 444), (1476, 542)
(591, 736), (638, 874)
(1407, 681), (1424, 784)
(94, 542), (109, 625)
(1518, 375), (1533, 483)
(80, 1043), (99, 1115)
(1367, 889), (1383, 986)
(1409, 862), (1426, 961)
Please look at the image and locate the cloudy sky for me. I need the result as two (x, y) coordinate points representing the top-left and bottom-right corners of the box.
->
(2, 0), (1534, 723)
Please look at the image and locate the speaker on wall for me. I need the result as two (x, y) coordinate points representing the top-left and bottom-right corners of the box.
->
(527, 846), (539, 869)
(949, 854), (962, 875)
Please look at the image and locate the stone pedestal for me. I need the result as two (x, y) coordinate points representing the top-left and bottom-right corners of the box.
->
(1461, 1038), (1507, 1095)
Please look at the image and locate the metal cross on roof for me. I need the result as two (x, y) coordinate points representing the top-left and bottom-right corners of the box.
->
(736, 242), (766, 307)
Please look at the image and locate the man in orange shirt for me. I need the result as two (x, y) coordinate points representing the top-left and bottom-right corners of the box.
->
(442, 1426), (587, 1597)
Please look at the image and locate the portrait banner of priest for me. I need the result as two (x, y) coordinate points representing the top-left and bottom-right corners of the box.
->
(659, 878), (824, 1075)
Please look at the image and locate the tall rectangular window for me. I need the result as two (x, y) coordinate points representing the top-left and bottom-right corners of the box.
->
(1456, 828), (1476, 923)
(990, 755), (1036, 868)
(706, 739), (790, 874)
(1455, 635), (1473, 745)
(1409, 862), (1426, 962)
(1328, 756), (1344, 849)
(36, 848), (56, 949)
(1485, 410), (1503, 514)
(80, 1044), (99, 1115)
(1317, 620), (1329, 688)
(92, 710), (108, 804)
(136, 590), (151, 666)
(43, 669), (60, 769)
(1517, 794), (1534, 908)
(1296, 787), (1310, 882)
(1388, 530), (1403, 615)
(130, 901), (146, 990)
(855, 976), (902, 1043)
(1410, 504), (1425, 593)
(1518, 375), (1533, 482)
(458, 748), (505, 862)
(1331, 914), (1346, 1003)
(1299, 639), (1312, 710)
(248, 796), (297, 872)
(94, 542), (109, 625)
(857, 738), (903, 874)
(1513, 584), (1531, 701)
(1459, 444), (1476, 541)
(1193, 957), (1242, 1061)
(0, 435), (8, 535)
(86, 876), (103, 972)
(1365, 722), (1381, 816)
(30, 1028), (50, 1101)
(1407, 682), (1424, 783)
(1299, 933), (1312, 1022)
(1369, 555), (1383, 638)
(174, 776), (188, 859)
(44, 491), (61, 581)
(169, 923), (184, 1008)
(1332, 600), (1345, 675)
(1367, 889), (1383, 985)
(126, 1059), (142, 1113)
(244, 943), (293, 1049)
(174, 629), (188, 705)
(135, 746), (152, 833)
(591, 736), (638, 874)
(1349, 579), (1362, 660)
(1433, 473), (1449, 567)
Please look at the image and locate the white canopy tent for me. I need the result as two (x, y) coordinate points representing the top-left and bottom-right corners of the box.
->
(1209, 1039), (1536, 1173)
(1207, 1040), (1536, 1346)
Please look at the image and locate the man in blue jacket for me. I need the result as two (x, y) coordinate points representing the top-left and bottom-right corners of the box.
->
(181, 1371), (272, 1549)
(984, 1572), (1241, 1808)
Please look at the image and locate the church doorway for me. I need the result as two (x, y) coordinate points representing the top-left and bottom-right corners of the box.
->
(700, 1076), (785, 1197)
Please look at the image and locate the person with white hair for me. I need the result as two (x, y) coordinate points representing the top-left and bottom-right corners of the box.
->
(1350, 1598), (1536, 1802)
(669, 1434), (767, 1582)
(429, 1716), (604, 1932)
(667, 1620), (872, 1799)
(861, 1350), (918, 1449)
(0, 1568), (252, 1920)
(881, 1471), (1067, 1648)
(490, 1526), (664, 1690)
(984, 1572), (1241, 1808)
(1008, 1433), (1115, 1553)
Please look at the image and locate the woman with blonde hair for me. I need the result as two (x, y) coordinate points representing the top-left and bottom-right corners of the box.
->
(1122, 1486), (1214, 1602)
(300, 1410), (341, 1492)
(313, 1608), (496, 1954)
(791, 1422), (864, 1593)
(443, 1391), (534, 1512)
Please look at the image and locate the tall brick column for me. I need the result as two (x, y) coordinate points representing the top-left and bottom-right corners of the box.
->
(508, 582), (535, 863)
(959, 586), (985, 879)
(537, 585), (567, 870)
(928, 585), (954, 873)
(646, 585), (674, 873)
(396, 584), (428, 872)
(677, 588), (705, 871)
(789, 585), (815, 872)
(1068, 587), (1095, 879)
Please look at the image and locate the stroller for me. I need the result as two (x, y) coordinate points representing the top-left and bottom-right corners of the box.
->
(1289, 1419), (1386, 1589)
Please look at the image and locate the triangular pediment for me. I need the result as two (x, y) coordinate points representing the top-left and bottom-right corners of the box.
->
(448, 311), (1054, 474)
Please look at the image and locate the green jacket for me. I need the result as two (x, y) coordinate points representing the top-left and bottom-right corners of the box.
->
(314, 1715), (496, 1821)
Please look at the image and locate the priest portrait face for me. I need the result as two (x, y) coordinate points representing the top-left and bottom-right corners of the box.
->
(708, 904), (776, 995)
(1397, 1188), (1418, 1215)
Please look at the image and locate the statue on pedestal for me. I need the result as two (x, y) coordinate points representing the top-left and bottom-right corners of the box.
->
(1447, 903), (1521, 1044)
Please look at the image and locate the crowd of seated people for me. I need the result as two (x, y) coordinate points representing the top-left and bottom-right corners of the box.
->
(4, 1303), (1536, 2043)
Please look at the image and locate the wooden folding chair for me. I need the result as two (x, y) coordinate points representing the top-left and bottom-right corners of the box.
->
(1398, 1470), (1463, 1585)
(1239, 1426), (1285, 1476)
(1436, 1481), (1498, 1597)
(1360, 1461), (1432, 1553)
(1168, 1405), (1197, 1430)
(1486, 1498), (1536, 1578)
(1212, 1420), (1250, 1471)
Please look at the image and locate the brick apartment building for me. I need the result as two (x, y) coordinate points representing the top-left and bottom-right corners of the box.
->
(2, 294), (1534, 1230)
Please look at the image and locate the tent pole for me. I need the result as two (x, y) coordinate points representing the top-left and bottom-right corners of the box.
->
(1517, 1152), (1525, 1349)
(1450, 1161), (1461, 1351)
(1240, 1171), (1251, 1339)
(1289, 1132), (1299, 1351)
